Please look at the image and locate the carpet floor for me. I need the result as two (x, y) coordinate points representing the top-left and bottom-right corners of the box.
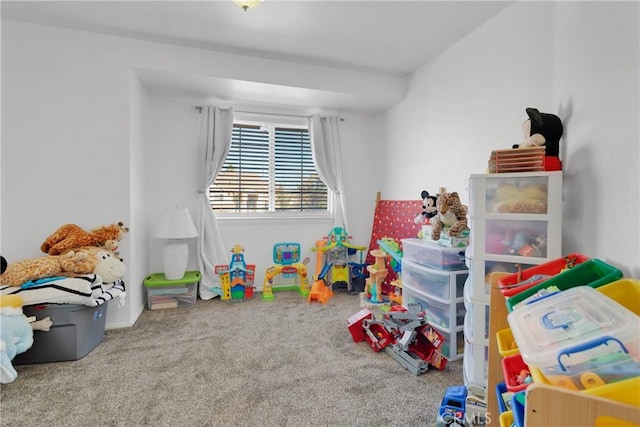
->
(0, 291), (466, 426)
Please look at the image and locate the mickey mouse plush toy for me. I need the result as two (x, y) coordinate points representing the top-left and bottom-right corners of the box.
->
(414, 190), (438, 224)
(512, 107), (564, 171)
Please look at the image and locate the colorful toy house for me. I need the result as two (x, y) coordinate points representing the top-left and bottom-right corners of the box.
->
(214, 244), (256, 301)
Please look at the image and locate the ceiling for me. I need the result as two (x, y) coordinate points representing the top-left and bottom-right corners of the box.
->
(1, 0), (513, 111)
(1, 0), (513, 77)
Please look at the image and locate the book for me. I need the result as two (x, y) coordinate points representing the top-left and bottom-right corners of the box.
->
(150, 300), (178, 310)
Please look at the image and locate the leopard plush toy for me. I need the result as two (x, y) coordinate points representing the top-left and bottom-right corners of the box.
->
(430, 192), (469, 241)
(40, 222), (129, 255)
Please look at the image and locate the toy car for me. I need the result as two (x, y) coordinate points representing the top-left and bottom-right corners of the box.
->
(436, 385), (469, 427)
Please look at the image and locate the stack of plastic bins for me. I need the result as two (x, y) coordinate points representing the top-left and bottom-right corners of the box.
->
(465, 171), (564, 404)
(401, 238), (467, 362)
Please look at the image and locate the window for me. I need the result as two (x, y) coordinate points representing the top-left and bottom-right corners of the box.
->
(210, 122), (329, 213)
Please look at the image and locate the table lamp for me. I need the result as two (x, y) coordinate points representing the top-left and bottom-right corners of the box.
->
(152, 208), (199, 280)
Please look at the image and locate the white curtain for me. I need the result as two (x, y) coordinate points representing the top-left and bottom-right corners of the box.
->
(197, 106), (234, 300)
(309, 115), (349, 232)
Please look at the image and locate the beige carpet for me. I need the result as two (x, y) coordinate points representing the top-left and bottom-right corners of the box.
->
(0, 291), (464, 426)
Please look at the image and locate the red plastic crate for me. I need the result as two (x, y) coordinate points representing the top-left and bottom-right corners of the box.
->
(497, 253), (589, 297)
(502, 352), (532, 393)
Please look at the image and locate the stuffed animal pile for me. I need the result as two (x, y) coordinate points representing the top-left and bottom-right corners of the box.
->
(1, 222), (128, 308)
(0, 246), (126, 287)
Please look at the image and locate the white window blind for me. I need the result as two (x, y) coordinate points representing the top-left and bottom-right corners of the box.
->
(210, 123), (329, 213)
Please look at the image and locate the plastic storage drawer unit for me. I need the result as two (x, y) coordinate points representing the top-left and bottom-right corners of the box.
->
(403, 282), (465, 361)
(507, 286), (640, 391)
(14, 303), (107, 364)
(144, 271), (201, 310)
(402, 258), (467, 303)
(402, 238), (466, 271)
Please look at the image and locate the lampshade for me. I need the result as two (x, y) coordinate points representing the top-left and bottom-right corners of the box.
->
(152, 208), (198, 240)
(233, 0), (263, 12)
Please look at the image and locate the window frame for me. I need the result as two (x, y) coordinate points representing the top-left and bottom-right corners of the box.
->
(210, 116), (333, 219)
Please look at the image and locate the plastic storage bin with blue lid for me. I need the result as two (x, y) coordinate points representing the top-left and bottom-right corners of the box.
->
(507, 286), (640, 391)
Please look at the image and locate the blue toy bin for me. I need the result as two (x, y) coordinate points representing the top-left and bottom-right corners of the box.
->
(511, 391), (526, 427)
(495, 381), (512, 414)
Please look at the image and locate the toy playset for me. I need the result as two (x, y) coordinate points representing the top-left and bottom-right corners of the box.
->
(377, 238), (403, 305)
(262, 242), (309, 301)
(308, 240), (333, 304)
(362, 248), (389, 306)
(215, 244), (256, 301)
(359, 237), (405, 309)
(347, 303), (448, 375)
(310, 227), (367, 295)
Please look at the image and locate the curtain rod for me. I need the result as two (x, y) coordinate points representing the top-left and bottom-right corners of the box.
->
(194, 105), (311, 119)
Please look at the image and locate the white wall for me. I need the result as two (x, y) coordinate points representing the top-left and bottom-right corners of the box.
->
(1, 20), (382, 327)
(125, 71), (147, 326)
(381, 1), (639, 277)
(380, 2), (557, 202)
(1, 21), (134, 327)
(552, 1), (639, 277)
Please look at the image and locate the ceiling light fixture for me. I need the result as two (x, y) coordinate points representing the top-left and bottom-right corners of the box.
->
(233, 0), (263, 12)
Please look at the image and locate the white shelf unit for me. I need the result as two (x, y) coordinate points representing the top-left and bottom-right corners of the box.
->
(401, 256), (468, 361)
(464, 171), (563, 397)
